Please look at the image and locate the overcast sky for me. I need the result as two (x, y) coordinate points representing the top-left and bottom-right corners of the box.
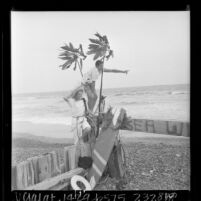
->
(11, 11), (190, 94)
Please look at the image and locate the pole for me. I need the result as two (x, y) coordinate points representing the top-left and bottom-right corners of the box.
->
(77, 61), (83, 77)
(96, 57), (105, 137)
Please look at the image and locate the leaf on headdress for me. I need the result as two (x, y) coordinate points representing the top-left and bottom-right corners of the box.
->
(80, 59), (83, 70)
(87, 49), (99, 55)
(73, 54), (78, 60)
(110, 50), (114, 57)
(61, 46), (70, 51)
(106, 50), (114, 60)
(89, 38), (103, 45)
(95, 32), (104, 41)
(59, 52), (68, 57)
(62, 64), (71, 70)
(103, 35), (109, 44)
(79, 44), (83, 54)
(73, 62), (77, 71)
(69, 42), (74, 50)
(60, 60), (72, 70)
(88, 44), (101, 50)
(59, 56), (71, 60)
(93, 52), (103, 60)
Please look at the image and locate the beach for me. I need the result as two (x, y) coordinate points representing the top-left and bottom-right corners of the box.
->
(12, 129), (190, 190)
(12, 84), (190, 190)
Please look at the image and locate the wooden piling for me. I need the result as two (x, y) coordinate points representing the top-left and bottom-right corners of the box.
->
(64, 145), (77, 171)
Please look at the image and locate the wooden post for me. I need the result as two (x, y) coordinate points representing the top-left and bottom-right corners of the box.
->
(64, 147), (70, 172)
(64, 145), (77, 171)
(37, 154), (52, 183)
(27, 156), (39, 184)
(11, 165), (17, 190)
(60, 163), (65, 174)
(15, 160), (35, 189)
(49, 151), (61, 177)
(121, 117), (190, 137)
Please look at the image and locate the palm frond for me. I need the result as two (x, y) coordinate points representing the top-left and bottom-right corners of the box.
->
(87, 33), (112, 60)
(88, 44), (101, 49)
(103, 35), (109, 44)
(73, 62), (77, 71)
(89, 38), (103, 45)
(59, 42), (87, 73)
(87, 49), (99, 55)
(106, 50), (114, 60)
(59, 52), (69, 57)
(59, 56), (71, 60)
(60, 46), (70, 51)
(60, 60), (72, 70)
(79, 44), (87, 59)
(69, 42), (74, 49)
(95, 32), (104, 41)
(80, 59), (83, 70)
(93, 51), (103, 60)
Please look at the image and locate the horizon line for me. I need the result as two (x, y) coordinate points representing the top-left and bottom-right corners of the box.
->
(12, 82), (189, 96)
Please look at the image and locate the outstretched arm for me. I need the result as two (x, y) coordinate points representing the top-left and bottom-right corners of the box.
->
(103, 68), (129, 74)
(63, 97), (74, 108)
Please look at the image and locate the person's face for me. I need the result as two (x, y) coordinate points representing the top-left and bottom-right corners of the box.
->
(75, 90), (83, 100)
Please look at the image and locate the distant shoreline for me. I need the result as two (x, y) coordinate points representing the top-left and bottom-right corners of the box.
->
(12, 83), (189, 96)
(13, 121), (72, 139)
(13, 120), (190, 141)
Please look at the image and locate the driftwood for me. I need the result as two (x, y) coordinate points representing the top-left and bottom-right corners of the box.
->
(25, 168), (85, 190)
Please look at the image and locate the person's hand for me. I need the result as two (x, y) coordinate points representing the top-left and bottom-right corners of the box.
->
(63, 97), (69, 102)
(124, 70), (129, 74)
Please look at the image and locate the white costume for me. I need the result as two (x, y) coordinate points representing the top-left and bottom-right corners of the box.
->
(67, 95), (92, 159)
(68, 67), (100, 99)
(68, 95), (90, 145)
(82, 67), (100, 84)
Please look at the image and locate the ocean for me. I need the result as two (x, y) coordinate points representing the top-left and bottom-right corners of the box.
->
(12, 84), (190, 129)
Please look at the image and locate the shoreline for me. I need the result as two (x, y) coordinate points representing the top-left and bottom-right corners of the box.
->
(13, 121), (190, 143)
(13, 121), (72, 139)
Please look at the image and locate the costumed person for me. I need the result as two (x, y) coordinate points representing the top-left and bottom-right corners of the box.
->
(64, 87), (95, 167)
(65, 60), (129, 112)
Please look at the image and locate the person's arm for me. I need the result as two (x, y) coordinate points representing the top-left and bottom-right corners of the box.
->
(63, 97), (75, 108)
(103, 68), (129, 74)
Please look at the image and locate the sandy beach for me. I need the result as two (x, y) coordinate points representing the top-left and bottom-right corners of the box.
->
(12, 84), (190, 190)
(13, 120), (190, 141)
(13, 121), (72, 139)
(12, 121), (190, 190)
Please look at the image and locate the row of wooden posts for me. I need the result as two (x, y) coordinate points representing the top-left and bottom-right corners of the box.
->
(12, 145), (85, 190)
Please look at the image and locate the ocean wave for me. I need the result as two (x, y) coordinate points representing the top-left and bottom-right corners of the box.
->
(118, 101), (153, 105)
(113, 91), (171, 97)
(168, 91), (188, 95)
(13, 116), (72, 125)
(114, 93), (124, 96)
(113, 93), (136, 97)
